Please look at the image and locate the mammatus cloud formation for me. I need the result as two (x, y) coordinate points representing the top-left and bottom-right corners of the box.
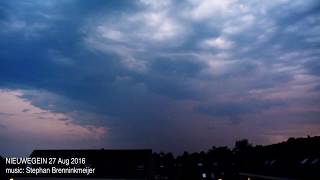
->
(0, 0), (320, 155)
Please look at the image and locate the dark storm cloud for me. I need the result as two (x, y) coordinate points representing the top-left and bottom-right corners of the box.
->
(197, 101), (284, 118)
(0, 0), (320, 155)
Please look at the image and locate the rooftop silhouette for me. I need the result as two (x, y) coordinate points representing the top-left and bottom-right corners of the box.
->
(1, 136), (320, 180)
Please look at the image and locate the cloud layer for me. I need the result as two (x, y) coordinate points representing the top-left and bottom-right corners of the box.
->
(0, 0), (320, 155)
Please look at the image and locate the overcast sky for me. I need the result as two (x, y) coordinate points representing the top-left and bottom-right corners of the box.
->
(0, 0), (320, 156)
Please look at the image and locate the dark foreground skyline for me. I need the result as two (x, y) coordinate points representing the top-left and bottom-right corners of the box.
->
(2, 136), (320, 180)
(0, 0), (320, 156)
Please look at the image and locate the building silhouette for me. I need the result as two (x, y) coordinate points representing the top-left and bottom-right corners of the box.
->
(2, 136), (320, 180)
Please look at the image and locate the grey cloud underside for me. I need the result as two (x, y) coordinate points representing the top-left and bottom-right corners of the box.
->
(0, 0), (320, 153)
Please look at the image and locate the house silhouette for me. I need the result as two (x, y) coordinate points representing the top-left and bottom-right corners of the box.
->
(1, 155), (10, 180)
(2, 136), (320, 180)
